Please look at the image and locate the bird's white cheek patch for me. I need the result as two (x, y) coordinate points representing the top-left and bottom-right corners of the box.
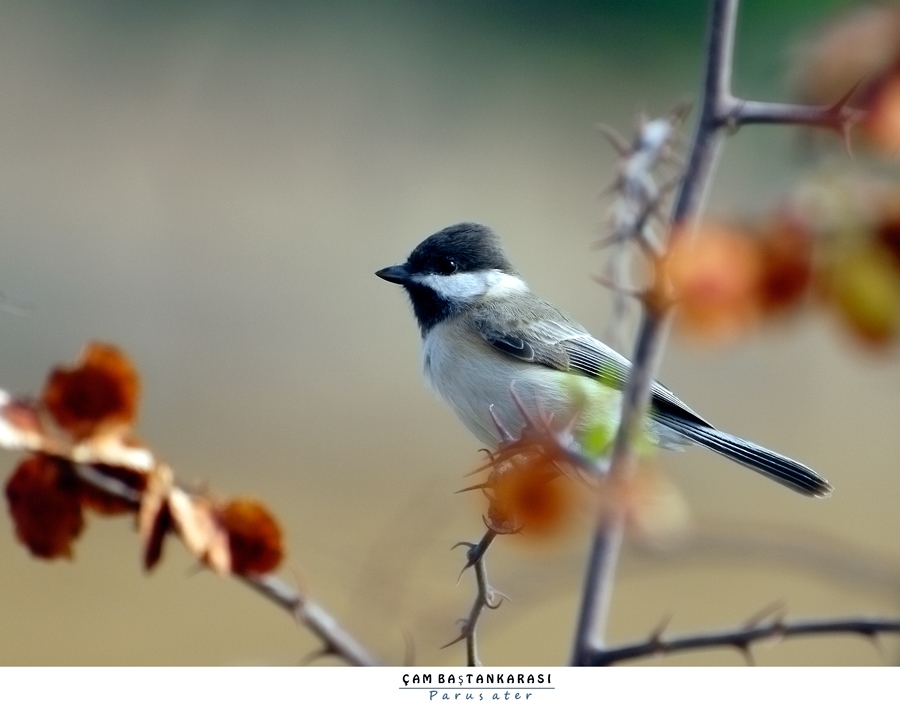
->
(414, 270), (527, 301)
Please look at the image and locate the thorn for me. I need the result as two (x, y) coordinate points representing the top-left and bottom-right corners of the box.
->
(485, 588), (510, 610)
(736, 642), (755, 666)
(536, 397), (554, 427)
(455, 540), (484, 579)
(659, 153), (684, 171)
(825, 79), (865, 155)
(658, 172), (684, 196)
(488, 404), (516, 444)
(467, 530), (496, 565)
(440, 628), (469, 649)
(561, 408), (581, 436)
(592, 231), (628, 251)
(596, 122), (631, 156)
(455, 482), (491, 495)
(451, 541), (477, 551)
(287, 564), (310, 600)
(552, 455), (596, 486)
(669, 99), (693, 125)
(649, 614), (672, 644)
(633, 228), (663, 260)
(865, 632), (886, 663)
(744, 601), (786, 629)
(841, 121), (855, 159)
(592, 274), (644, 299)
(637, 229), (665, 260)
(831, 76), (865, 114)
(598, 176), (623, 199)
(466, 451), (495, 476)
(508, 383), (536, 432)
(465, 465), (491, 477)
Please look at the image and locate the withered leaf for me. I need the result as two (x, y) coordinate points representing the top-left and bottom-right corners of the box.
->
(217, 498), (284, 575)
(168, 489), (231, 575)
(758, 219), (814, 314)
(0, 392), (45, 453)
(42, 342), (139, 441)
(5, 455), (84, 559)
(659, 224), (763, 343)
(138, 465), (174, 571)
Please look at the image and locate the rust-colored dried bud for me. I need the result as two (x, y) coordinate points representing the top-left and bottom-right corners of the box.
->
(42, 342), (139, 441)
(486, 455), (576, 538)
(877, 204), (900, 270)
(791, 5), (900, 106)
(660, 224), (763, 342)
(216, 498), (284, 575)
(612, 465), (689, 547)
(757, 219), (815, 315)
(5, 455), (84, 559)
(860, 64), (900, 155)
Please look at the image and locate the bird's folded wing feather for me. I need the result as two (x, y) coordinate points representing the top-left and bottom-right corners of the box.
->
(472, 301), (714, 428)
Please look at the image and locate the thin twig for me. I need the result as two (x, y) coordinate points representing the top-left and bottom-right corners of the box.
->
(724, 99), (860, 129)
(447, 530), (502, 666)
(73, 464), (379, 666)
(240, 573), (379, 666)
(586, 616), (900, 666)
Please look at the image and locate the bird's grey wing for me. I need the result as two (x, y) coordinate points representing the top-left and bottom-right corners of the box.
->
(472, 301), (831, 497)
(472, 303), (713, 428)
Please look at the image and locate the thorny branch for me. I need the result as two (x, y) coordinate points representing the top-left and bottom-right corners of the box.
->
(75, 465), (379, 667)
(596, 114), (683, 350)
(571, 0), (860, 666)
(451, 391), (608, 666)
(448, 530), (502, 667)
(586, 615), (900, 666)
(241, 573), (379, 666)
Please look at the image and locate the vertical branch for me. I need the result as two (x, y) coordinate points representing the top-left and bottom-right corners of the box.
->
(571, 0), (741, 665)
(671, 0), (738, 224)
(570, 510), (625, 655)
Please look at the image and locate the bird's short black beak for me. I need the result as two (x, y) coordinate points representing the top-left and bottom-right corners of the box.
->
(375, 263), (411, 285)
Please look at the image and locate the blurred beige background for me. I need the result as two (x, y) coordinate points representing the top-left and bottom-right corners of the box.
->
(0, 0), (897, 666)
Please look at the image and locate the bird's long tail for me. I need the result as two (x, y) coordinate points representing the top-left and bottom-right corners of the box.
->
(655, 415), (832, 498)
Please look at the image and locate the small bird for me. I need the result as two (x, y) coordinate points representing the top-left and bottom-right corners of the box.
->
(376, 223), (831, 497)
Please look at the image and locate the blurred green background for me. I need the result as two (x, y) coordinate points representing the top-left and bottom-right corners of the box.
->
(0, 0), (897, 666)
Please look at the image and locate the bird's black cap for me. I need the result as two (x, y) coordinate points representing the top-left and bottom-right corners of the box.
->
(376, 223), (516, 333)
(404, 223), (516, 277)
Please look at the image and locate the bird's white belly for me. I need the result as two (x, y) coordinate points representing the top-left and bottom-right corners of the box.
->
(422, 323), (625, 449)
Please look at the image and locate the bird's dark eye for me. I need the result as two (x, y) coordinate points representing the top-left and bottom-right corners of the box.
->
(437, 257), (458, 275)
